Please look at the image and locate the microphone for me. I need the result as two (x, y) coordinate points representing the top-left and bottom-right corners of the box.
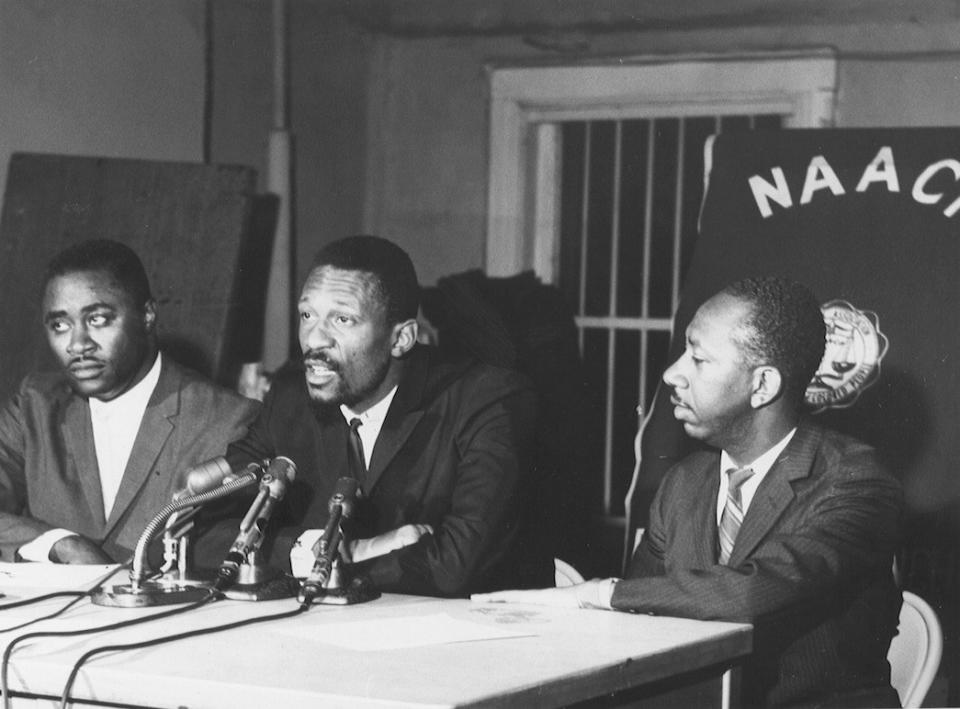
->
(90, 459), (270, 608)
(180, 457), (269, 497)
(214, 457), (297, 590)
(299, 477), (358, 604)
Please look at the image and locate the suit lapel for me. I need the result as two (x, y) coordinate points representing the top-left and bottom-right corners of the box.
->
(691, 454), (722, 567)
(104, 360), (176, 532)
(61, 393), (107, 529)
(365, 351), (429, 492)
(729, 422), (821, 566)
(315, 408), (351, 481)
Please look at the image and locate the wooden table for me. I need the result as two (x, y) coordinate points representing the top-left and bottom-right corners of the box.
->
(0, 591), (751, 708)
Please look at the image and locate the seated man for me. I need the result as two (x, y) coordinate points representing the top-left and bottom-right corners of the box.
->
(223, 235), (545, 596)
(475, 277), (903, 709)
(0, 239), (259, 564)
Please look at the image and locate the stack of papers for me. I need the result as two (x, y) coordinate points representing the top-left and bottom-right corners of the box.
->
(0, 561), (121, 592)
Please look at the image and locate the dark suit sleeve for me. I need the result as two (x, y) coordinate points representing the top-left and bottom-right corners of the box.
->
(188, 386), (277, 568)
(223, 385), (279, 467)
(0, 387), (57, 559)
(351, 371), (537, 597)
(612, 449), (902, 622)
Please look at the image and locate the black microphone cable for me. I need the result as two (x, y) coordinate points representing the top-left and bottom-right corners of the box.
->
(0, 565), (128, 634)
(1, 587), (223, 709)
(0, 592), (85, 611)
(58, 601), (310, 709)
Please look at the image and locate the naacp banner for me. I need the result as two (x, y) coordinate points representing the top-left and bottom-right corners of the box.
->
(631, 128), (960, 543)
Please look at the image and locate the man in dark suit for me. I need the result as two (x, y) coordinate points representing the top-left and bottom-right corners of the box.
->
(223, 235), (544, 597)
(0, 239), (259, 564)
(475, 277), (903, 708)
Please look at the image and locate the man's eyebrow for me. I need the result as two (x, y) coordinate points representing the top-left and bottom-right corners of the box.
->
(43, 309), (67, 324)
(80, 302), (115, 314)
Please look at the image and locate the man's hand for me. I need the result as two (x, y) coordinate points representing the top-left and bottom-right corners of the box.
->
(49, 535), (112, 564)
(292, 524), (434, 575)
(349, 524), (434, 562)
(471, 578), (617, 610)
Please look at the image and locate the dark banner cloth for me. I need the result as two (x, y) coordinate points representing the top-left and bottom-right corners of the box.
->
(632, 128), (960, 543)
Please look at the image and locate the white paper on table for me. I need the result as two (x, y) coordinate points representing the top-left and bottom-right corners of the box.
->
(0, 562), (121, 591)
(282, 612), (537, 651)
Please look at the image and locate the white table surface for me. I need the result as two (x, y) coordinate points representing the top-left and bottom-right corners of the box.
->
(0, 588), (751, 708)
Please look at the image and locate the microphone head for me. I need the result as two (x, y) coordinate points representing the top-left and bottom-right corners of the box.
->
(330, 476), (359, 517)
(268, 456), (297, 483)
(183, 457), (233, 496)
(261, 456), (298, 500)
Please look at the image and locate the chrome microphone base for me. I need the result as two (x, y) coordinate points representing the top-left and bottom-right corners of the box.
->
(221, 566), (300, 601)
(91, 579), (213, 607)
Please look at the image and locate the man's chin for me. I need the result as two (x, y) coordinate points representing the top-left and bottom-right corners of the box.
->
(67, 377), (107, 399)
(305, 379), (342, 406)
(679, 420), (708, 441)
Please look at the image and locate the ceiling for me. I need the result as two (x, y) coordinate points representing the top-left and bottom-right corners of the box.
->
(333, 0), (960, 36)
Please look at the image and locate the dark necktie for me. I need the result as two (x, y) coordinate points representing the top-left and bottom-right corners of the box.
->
(718, 467), (754, 565)
(347, 417), (367, 482)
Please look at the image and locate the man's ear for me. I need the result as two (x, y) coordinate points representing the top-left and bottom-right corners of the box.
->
(143, 300), (158, 333)
(750, 366), (783, 408)
(391, 319), (419, 357)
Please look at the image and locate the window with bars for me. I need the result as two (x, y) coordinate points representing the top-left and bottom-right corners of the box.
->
(484, 55), (837, 535)
(556, 114), (783, 519)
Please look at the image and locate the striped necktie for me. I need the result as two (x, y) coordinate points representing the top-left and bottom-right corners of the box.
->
(718, 466), (754, 565)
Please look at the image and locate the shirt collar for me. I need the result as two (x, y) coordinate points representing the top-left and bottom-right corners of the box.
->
(720, 426), (797, 479)
(340, 385), (399, 428)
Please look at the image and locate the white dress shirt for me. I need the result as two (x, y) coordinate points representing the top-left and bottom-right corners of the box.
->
(19, 353), (162, 562)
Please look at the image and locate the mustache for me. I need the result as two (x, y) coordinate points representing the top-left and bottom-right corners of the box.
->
(68, 355), (104, 367)
(302, 349), (339, 371)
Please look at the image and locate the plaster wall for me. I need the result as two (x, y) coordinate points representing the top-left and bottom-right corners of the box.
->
(209, 0), (369, 291)
(0, 0), (205, 201)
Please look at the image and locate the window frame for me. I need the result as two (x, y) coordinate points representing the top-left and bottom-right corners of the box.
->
(485, 51), (838, 280)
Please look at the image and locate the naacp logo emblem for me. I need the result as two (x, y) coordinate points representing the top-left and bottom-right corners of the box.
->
(805, 300), (888, 413)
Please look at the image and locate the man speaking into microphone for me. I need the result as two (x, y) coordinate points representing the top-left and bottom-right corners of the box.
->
(220, 235), (547, 597)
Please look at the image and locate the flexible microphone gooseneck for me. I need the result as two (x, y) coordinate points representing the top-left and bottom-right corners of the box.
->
(90, 460), (267, 608)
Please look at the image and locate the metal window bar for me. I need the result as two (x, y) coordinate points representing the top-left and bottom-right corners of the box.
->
(577, 122), (592, 355)
(565, 112), (782, 520)
(671, 118), (686, 312)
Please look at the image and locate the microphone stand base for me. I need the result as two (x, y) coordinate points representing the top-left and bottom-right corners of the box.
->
(91, 580), (212, 608)
(299, 576), (380, 606)
(222, 569), (300, 602)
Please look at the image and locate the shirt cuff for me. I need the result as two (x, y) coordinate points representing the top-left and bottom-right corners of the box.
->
(580, 577), (620, 610)
(18, 529), (78, 563)
(598, 577), (620, 609)
(290, 529), (324, 578)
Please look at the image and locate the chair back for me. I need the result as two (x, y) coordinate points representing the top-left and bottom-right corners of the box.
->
(553, 558), (585, 587)
(888, 590), (943, 708)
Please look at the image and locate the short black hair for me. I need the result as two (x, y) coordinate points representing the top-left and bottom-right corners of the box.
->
(43, 239), (153, 310)
(722, 276), (825, 407)
(310, 235), (420, 324)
